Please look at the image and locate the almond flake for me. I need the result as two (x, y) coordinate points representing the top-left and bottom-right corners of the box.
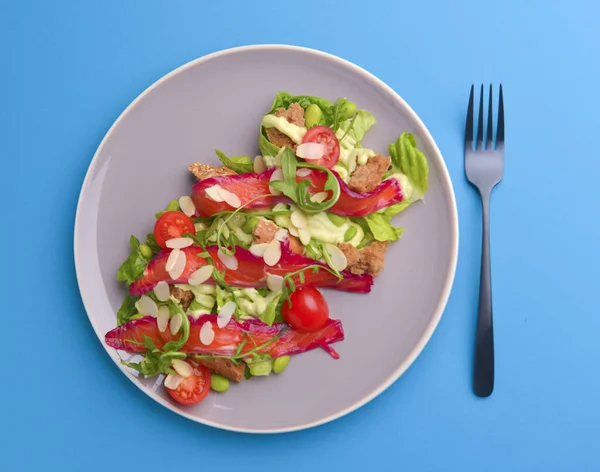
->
(263, 238), (282, 266)
(249, 243), (269, 257)
(254, 156), (267, 174)
(296, 168), (312, 178)
(217, 301), (236, 328)
(205, 185), (225, 202)
(310, 192), (328, 203)
(165, 248), (181, 272)
(171, 359), (193, 378)
(275, 228), (288, 242)
(200, 321), (215, 345)
(222, 190), (241, 208)
(153, 281), (170, 302)
(164, 373), (183, 390)
(296, 142), (326, 160)
(266, 274), (284, 292)
(179, 196), (196, 217)
(269, 168), (284, 194)
(165, 237), (193, 249)
(168, 250), (187, 280)
(290, 211), (308, 229)
(217, 249), (239, 270)
(138, 295), (158, 317)
(157, 305), (170, 332)
(298, 227), (311, 245)
(188, 265), (213, 285)
(169, 313), (183, 335)
(288, 224), (299, 237)
(325, 243), (348, 271)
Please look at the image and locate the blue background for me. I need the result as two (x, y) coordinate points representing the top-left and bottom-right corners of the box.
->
(2, 0), (598, 470)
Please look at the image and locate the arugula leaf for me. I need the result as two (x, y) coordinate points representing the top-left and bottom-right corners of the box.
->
(386, 133), (429, 198)
(269, 149), (341, 214)
(161, 300), (191, 352)
(215, 150), (253, 174)
(117, 294), (140, 326)
(116, 236), (149, 287)
(338, 110), (376, 144)
(145, 233), (161, 256)
(155, 200), (181, 219)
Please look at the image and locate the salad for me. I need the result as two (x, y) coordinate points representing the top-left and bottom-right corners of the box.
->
(105, 92), (429, 406)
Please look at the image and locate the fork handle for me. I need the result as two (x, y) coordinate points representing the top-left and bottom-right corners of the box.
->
(473, 191), (495, 397)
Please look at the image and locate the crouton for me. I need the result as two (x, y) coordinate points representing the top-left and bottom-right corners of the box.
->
(338, 241), (389, 276)
(348, 154), (391, 193)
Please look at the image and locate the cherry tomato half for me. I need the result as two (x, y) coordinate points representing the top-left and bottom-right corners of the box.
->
(301, 125), (340, 168)
(154, 211), (196, 248)
(166, 363), (211, 406)
(282, 287), (330, 332)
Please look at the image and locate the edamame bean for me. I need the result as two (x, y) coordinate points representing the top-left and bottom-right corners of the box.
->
(305, 104), (322, 128)
(139, 244), (153, 259)
(242, 216), (259, 234)
(341, 100), (357, 119)
(210, 374), (230, 392)
(273, 356), (291, 374)
(130, 314), (144, 321)
(344, 226), (358, 242)
(327, 213), (347, 227)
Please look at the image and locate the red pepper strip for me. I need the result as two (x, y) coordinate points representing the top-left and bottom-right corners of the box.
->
(129, 244), (373, 296)
(191, 168), (403, 217)
(105, 315), (344, 359)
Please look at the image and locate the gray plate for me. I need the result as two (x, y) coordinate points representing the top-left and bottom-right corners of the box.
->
(74, 45), (458, 433)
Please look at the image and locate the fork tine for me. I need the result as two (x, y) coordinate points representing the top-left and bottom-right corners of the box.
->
(486, 84), (493, 149)
(497, 84), (505, 145)
(465, 85), (474, 148)
(476, 84), (484, 150)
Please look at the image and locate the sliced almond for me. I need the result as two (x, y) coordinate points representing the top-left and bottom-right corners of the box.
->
(168, 250), (187, 280)
(164, 373), (183, 390)
(166, 237), (193, 249)
(157, 305), (170, 332)
(269, 168), (284, 194)
(249, 243), (269, 257)
(217, 301), (236, 328)
(153, 281), (170, 302)
(266, 274), (284, 292)
(205, 185), (225, 202)
(179, 196), (196, 217)
(288, 224), (299, 237)
(188, 265), (213, 285)
(169, 313), (183, 335)
(165, 248), (181, 272)
(138, 295), (158, 317)
(275, 228), (288, 242)
(298, 227), (311, 245)
(217, 249), (239, 270)
(221, 190), (241, 208)
(263, 238), (282, 266)
(199, 321), (215, 345)
(254, 156), (266, 174)
(296, 168), (312, 178)
(325, 243), (348, 271)
(290, 210), (308, 229)
(310, 192), (328, 203)
(171, 359), (193, 378)
(296, 142), (326, 160)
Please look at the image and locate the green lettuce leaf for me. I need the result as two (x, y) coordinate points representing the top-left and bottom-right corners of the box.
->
(215, 150), (253, 174)
(117, 294), (140, 326)
(363, 213), (404, 242)
(387, 133), (429, 197)
(116, 236), (149, 286)
(145, 233), (161, 257)
(338, 110), (376, 144)
(258, 133), (281, 157)
(260, 295), (282, 326)
(268, 92), (336, 125)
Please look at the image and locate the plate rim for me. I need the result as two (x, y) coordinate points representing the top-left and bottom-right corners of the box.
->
(74, 44), (459, 434)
